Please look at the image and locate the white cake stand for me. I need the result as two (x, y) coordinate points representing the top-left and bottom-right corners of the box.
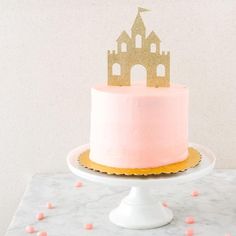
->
(67, 143), (215, 230)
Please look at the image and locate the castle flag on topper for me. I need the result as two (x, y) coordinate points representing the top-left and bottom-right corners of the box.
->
(138, 7), (150, 13)
(108, 8), (170, 87)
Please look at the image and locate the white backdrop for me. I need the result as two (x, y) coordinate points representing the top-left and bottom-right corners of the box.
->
(0, 0), (236, 234)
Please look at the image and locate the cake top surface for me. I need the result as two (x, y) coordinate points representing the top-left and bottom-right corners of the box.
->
(93, 84), (187, 97)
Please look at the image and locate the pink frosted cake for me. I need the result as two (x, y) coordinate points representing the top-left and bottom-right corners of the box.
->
(89, 84), (188, 168)
(88, 9), (190, 170)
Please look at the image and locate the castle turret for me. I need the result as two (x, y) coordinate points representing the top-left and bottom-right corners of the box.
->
(131, 12), (145, 48)
(116, 31), (131, 53)
(146, 31), (161, 53)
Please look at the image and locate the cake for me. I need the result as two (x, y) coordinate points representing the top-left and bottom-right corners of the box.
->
(90, 84), (188, 168)
(80, 8), (200, 174)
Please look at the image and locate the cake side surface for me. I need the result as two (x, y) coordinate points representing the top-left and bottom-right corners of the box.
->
(89, 84), (189, 168)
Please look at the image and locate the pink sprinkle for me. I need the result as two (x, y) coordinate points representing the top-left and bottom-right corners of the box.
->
(46, 202), (54, 209)
(162, 202), (168, 208)
(36, 212), (45, 221)
(185, 216), (195, 224)
(225, 234), (231, 236)
(25, 225), (36, 233)
(185, 228), (194, 236)
(84, 223), (93, 230)
(191, 191), (199, 197)
(75, 181), (83, 188)
(37, 232), (48, 236)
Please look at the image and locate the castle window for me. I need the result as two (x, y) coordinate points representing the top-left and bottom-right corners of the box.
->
(112, 63), (121, 76)
(135, 34), (142, 48)
(150, 43), (156, 53)
(121, 42), (127, 52)
(156, 64), (165, 76)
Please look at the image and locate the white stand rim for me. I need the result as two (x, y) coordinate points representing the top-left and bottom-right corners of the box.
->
(67, 143), (215, 229)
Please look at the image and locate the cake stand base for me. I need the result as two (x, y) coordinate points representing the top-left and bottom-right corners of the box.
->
(109, 186), (173, 229)
(67, 143), (215, 230)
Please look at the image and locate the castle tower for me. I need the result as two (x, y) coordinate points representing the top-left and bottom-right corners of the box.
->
(108, 8), (170, 87)
(131, 12), (146, 49)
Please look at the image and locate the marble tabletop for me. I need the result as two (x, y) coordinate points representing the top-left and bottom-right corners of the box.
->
(6, 170), (236, 236)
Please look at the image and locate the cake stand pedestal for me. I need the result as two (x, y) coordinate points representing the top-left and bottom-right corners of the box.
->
(67, 143), (215, 230)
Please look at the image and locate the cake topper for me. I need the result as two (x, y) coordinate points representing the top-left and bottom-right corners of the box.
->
(108, 7), (170, 87)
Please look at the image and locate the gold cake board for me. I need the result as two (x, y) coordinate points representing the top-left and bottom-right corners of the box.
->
(78, 147), (201, 176)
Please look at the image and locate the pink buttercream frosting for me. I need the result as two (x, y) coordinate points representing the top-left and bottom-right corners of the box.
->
(89, 84), (189, 168)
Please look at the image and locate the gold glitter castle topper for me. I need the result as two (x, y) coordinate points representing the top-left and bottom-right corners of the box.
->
(108, 7), (170, 87)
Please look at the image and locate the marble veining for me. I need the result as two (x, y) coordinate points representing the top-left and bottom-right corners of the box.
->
(6, 170), (236, 236)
